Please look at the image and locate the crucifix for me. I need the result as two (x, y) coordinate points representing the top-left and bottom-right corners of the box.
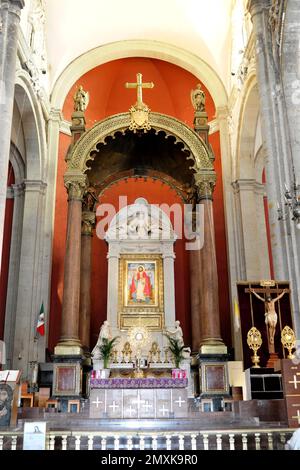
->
(125, 73), (154, 109)
(245, 281), (290, 355)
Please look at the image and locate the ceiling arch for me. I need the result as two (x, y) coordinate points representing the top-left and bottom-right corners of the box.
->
(45, 0), (233, 95)
(51, 40), (228, 111)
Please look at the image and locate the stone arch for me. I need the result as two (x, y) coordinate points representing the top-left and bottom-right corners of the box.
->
(14, 72), (46, 181)
(9, 143), (25, 185)
(236, 74), (260, 179)
(234, 74), (270, 280)
(51, 40), (228, 111)
(66, 112), (213, 176)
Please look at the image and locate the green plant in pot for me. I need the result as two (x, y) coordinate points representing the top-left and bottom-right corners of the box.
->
(99, 337), (120, 369)
(165, 334), (185, 369)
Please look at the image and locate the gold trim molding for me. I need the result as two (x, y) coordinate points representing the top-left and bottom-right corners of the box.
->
(65, 112), (214, 174)
(118, 254), (164, 331)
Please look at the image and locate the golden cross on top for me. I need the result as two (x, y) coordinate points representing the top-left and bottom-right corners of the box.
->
(125, 73), (154, 108)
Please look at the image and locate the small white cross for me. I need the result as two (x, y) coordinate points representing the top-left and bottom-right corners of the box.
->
(109, 401), (120, 413)
(289, 375), (300, 389)
(159, 405), (169, 416)
(92, 397), (103, 408)
(132, 394), (145, 409)
(292, 409), (300, 424)
(143, 400), (153, 411)
(175, 397), (186, 408)
(126, 405), (136, 417)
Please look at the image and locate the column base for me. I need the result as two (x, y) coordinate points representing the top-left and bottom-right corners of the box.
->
(55, 338), (83, 356)
(199, 339), (227, 355)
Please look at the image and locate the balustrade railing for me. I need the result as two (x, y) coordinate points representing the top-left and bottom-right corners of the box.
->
(0, 429), (293, 450)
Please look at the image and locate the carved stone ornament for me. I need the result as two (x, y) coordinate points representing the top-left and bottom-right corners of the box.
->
(82, 211), (96, 236)
(106, 198), (176, 241)
(64, 174), (87, 200)
(82, 186), (98, 212)
(194, 172), (217, 200)
(27, 0), (47, 88)
(268, 0), (285, 66)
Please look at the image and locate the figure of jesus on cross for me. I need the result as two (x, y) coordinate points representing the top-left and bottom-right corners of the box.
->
(245, 282), (289, 356)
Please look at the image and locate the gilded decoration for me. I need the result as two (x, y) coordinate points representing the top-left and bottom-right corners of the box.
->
(125, 73), (154, 133)
(65, 112), (213, 175)
(73, 85), (89, 112)
(118, 254), (164, 331)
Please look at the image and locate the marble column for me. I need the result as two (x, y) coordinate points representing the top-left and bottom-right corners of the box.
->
(55, 176), (87, 355)
(195, 175), (227, 354)
(79, 211), (95, 351)
(189, 237), (202, 352)
(0, 0), (25, 272)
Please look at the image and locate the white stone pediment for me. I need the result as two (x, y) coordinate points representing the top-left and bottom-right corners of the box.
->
(106, 198), (176, 242)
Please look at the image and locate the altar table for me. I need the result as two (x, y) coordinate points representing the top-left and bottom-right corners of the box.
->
(89, 377), (188, 419)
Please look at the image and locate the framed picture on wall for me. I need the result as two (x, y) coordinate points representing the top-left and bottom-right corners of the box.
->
(118, 254), (164, 330)
(125, 260), (157, 307)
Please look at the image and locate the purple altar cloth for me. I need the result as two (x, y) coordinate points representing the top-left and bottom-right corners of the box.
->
(90, 377), (188, 389)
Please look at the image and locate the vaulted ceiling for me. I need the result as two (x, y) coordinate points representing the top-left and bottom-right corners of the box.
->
(40, 0), (234, 90)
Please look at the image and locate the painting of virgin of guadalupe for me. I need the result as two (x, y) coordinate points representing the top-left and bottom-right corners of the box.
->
(126, 262), (156, 306)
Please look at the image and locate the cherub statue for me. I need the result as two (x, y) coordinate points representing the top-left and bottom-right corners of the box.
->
(74, 85), (89, 112)
(191, 84), (206, 112)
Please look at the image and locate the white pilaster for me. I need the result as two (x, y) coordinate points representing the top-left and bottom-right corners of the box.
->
(12, 180), (47, 377)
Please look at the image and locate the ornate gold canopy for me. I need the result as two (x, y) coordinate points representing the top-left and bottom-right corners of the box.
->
(65, 111), (215, 192)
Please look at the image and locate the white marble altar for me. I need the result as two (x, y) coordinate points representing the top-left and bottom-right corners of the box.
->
(105, 198), (177, 353)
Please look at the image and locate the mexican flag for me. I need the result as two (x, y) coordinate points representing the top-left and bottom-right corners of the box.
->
(36, 303), (45, 336)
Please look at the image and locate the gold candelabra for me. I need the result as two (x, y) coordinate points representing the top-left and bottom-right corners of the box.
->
(281, 325), (296, 359)
(247, 327), (262, 368)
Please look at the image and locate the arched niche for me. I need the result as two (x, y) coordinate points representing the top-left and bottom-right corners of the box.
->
(105, 198), (177, 342)
(66, 112), (214, 177)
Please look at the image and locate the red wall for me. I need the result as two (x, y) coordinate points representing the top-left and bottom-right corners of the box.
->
(0, 163), (15, 339)
(49, 58), (231, 351)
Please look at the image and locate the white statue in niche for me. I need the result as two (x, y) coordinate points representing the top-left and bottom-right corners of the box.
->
(91, 321), (112, 359)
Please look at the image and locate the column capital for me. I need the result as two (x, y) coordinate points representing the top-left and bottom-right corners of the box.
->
(49, 108), (63, 123)
(82, 210), (96, 236)
(64, 172), (87, 200)
(232, 178), (257, 192)
(215, 106), (229, 121)
(24, 180), (47, 194)
(12, 182), (25, 197)
(1, 0), (25, 16)
(247, 0), (271, 18)
(194, 171), (217, 201)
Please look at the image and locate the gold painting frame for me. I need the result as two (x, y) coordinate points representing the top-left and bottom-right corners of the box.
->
(118, 254), (164, 330)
